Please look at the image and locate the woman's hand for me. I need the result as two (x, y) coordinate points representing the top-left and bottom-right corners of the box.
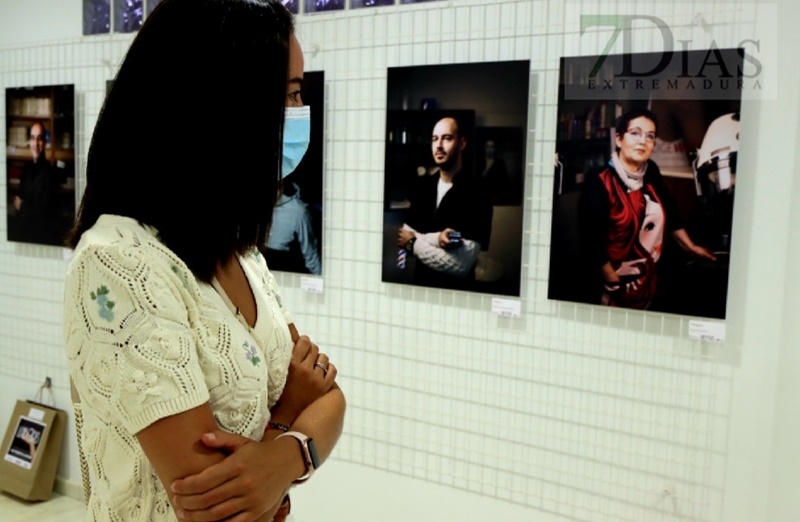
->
(170, 430), (304, 522)
(688, 244), (717, 261)
(21, 431), (37, 459)
(272, 335), (336, 423)
(437, 228), (459, 249)
(397, 228), (415, 248)
(672, 228), (717, 261)
(615, 258), (646, 278)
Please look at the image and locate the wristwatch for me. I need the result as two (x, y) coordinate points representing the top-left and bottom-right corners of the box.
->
(405, 236), (416, 252)
(276, 431), (320, 484)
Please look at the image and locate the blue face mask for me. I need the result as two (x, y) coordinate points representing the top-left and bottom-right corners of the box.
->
(282, 106), (311, 178)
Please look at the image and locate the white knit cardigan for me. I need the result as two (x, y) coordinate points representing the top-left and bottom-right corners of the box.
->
(64, 214), (293, 521)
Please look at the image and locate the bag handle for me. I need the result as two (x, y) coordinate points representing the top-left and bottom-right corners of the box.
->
(33, 376), (56, 408)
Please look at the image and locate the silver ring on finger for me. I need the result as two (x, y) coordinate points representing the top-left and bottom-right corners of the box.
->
(314, 362), (328, 376)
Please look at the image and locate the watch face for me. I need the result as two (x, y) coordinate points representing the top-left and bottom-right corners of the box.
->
(307, 437), (321, 469)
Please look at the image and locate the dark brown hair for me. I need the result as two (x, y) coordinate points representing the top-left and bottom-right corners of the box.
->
(68, 0), (295, 282)
(615, 109), (659, 140)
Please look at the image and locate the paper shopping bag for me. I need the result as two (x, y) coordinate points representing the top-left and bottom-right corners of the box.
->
(0, 399), (67, 500)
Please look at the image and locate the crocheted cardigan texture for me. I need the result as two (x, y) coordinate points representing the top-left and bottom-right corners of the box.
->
(64, 214), (293, 521)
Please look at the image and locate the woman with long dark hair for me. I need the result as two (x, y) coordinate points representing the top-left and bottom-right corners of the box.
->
(64, 1), (345, 520)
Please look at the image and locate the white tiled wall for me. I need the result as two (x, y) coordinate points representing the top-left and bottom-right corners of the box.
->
(1, 1), (799, 521)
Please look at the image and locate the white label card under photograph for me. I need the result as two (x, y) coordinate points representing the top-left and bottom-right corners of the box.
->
(492, 298), (521, 319)
(300, 277), (324, 294)
(688, 320), (726, 343)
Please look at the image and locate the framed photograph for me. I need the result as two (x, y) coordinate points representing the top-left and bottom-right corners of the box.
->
(6, 84), (76, 247)
(262, 71), (324, 276)
(304, 0), (344, 13)
(547, 49), (744, 319)
(83, 0), (111, 35)
(280, 0), (299, 15)
(113, 0), (143, 33)
(382, 61), (530, 297)
(351, 0), (395, 7)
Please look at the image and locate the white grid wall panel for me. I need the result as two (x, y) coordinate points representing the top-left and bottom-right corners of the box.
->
(290, 3), (737, 521)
